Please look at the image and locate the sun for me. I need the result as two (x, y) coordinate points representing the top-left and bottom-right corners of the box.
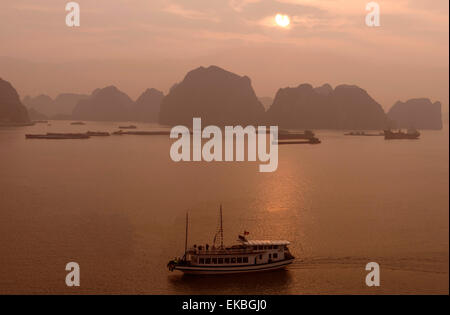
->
(275, 14), (290, 28)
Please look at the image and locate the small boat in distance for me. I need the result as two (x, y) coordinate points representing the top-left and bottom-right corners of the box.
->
(71, 121), (86, 125)
(167, 206), (295, 275)
(384, 129), (420, 140)
(118, 125), (137, 129)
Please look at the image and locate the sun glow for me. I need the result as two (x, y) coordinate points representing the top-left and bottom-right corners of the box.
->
(275, 14), (290, 28)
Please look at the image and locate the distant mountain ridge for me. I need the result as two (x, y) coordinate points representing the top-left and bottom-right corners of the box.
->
(388, 98), (442, 130)
(72, 86), (134, 121)
(0, 78), (30, 123)
(72, 86), (164, 122)
(23, 93), (89, 117)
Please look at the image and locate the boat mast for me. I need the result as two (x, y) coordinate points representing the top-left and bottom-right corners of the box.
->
(184, 212), (188, 256)
(219, 204), (224, 249)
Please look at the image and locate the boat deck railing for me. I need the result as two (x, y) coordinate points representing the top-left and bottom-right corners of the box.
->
(187, 248), (266, 255)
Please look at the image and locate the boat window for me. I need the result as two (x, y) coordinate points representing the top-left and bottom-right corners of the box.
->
(231, 257), (236, 263)
(243, 257), (249, 263)
(269, 254), (272, 259)
(205, 258), (211, 264)
(273, 253), (278, 259)
(199, 258), (204, 264)
(273, 245), (278, 249)
(253, 246), (258, 250)
(259, 254), (262, 259)
(258, 246), (263, 250)
(218, 258), (224, 264)
(225, 258), (230, 264)
(237, 257), (242, 263)
(212, 258), (217, 264)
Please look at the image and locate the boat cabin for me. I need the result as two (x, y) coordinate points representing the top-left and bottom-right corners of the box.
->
(186, 240), (291, 266)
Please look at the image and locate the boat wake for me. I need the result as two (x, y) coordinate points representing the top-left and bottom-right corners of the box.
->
(288, 255), (448, 275)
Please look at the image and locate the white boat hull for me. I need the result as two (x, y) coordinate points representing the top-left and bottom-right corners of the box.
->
(174, 258), (294, 275)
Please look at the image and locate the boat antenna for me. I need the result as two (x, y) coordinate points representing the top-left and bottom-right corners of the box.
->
(184, 212), (189, 257)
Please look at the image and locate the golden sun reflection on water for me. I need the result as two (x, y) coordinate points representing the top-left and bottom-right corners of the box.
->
(259, 154), (309, 213)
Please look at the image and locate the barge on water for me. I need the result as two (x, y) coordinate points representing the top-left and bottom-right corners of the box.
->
(344, 131), (384, 136)
(118, 125), (137, 129)
(384, 129), (420, 140)
(278, 130), (315, 140)
(86, 131), (110, 136)
(112, 130), (171, 136)
(167, 206), (295, 275)
(276, 137), (321, 145)
(25, 133), (90, 139)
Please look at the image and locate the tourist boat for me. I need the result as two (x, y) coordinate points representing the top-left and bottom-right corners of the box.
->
(167, 206), (295, 275)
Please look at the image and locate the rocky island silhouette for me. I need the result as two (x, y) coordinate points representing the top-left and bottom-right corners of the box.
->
(0, 66), (444, 130)
(0, 78), (30, 125)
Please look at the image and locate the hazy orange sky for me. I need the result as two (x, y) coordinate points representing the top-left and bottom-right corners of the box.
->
(0, 0), (448, 111)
